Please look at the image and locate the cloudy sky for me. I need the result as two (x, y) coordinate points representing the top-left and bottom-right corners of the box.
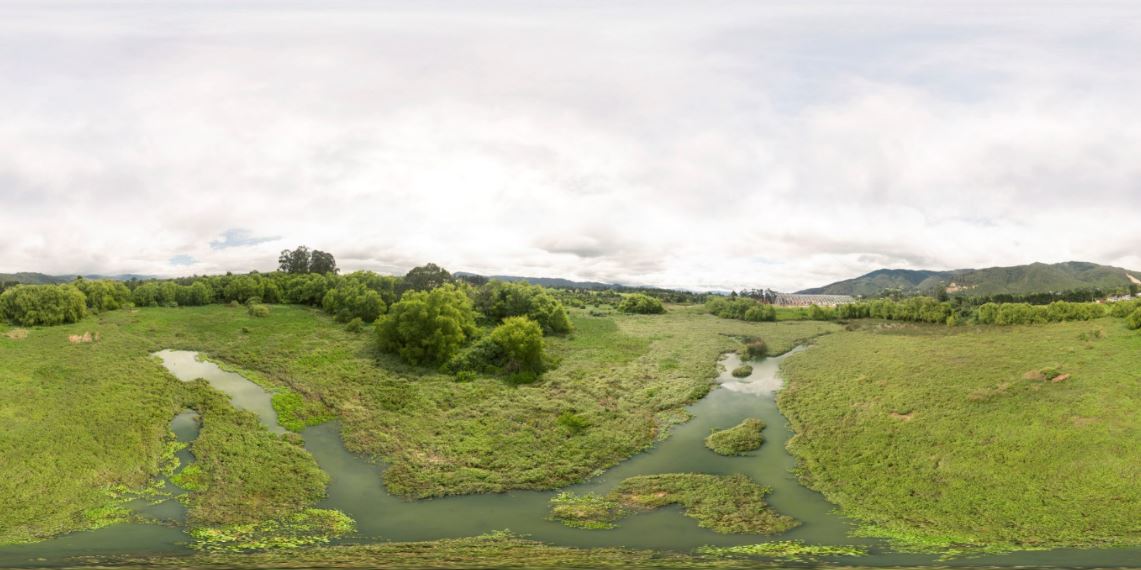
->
(2, 1), (1139, 291)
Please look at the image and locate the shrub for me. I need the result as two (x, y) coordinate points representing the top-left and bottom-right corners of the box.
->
(618, 293), (665, 314)
(743, 338), (768, 358)
(74, 279), (132, 312)
(744, 304), (777, 322)
(376, 284), (478, 365)
(705, 418), (765, 455)
(1126, 307), (1141, 330)
(731, 365), (753, 378)
(490, 316), (546, 376)
(322, 281), (386, 323)
(0, 284), (88, 326)
(557, 411), (590, 434)
(345, 317), (364, 333)
(247, 304), (270, 318)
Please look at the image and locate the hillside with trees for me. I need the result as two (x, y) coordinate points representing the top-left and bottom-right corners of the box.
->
(800, 261), (1141, 298)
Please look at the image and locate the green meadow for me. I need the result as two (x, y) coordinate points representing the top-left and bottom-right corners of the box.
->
(779, 319), (1141, 551)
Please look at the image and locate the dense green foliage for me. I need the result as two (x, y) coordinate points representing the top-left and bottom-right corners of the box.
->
(618, 293), (665, 314)
(971, 301), (1106, 325)
(0, 284), (87, 325)
(704, 418), (765, 455)
(488, 316), (546, 380)
(74, 279), (131, 311)
(706, 297), (775, 322)
(376, 284), (479, 365)
(779, 319), (1141, 550)
(402, 263), (454, 293)
(322, 281), (386, 323)
(473, 280), (572, 333)
(1127, 307), (1141, 330)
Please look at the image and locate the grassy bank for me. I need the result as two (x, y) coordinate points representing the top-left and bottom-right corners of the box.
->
(549, 473), (796, 533)
(778, 319), (1141, 551)
(64, 532), (880, 569)
(0, 304), (836, 544)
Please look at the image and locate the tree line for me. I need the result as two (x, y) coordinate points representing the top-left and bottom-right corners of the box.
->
(705, 294), (1141, 329)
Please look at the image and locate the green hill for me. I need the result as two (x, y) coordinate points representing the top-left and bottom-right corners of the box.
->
(800, 261), (1141, 297)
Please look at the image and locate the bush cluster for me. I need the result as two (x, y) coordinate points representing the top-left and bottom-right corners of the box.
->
(0, 284), (87, 326)
(704, 418), (765, 455)
(473, 281), (572, 333)
(618, 293), (665, 314)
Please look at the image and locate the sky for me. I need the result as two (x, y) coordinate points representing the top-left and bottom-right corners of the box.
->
(2, 1), (1139, 292)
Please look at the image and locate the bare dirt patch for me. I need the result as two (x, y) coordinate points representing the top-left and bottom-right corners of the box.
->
(5, 329), (29, 340)
(67, 332), (100, 344)
(889, 411), (914, 421)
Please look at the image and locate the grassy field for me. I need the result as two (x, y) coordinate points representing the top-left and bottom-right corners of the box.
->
(0, 304), (836, 544)
(778, 319), (1141, 551)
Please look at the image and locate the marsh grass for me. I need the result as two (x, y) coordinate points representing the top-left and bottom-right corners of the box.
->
(549, 474), (796, 534)
(704, 418), (765, 455)
(779, 318), (1141, 551)
(0, 304), (836, 544)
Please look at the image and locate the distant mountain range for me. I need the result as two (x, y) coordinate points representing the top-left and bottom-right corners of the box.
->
(455, 272), (622, 290)
(0, 272), (154, 284)
(798, 261), (1141, 297)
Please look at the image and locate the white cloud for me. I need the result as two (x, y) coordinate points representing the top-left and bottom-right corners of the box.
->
(1, 1), (1139, 290)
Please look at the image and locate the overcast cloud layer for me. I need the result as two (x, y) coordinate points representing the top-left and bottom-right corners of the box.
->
(2, 1), (1139, 291)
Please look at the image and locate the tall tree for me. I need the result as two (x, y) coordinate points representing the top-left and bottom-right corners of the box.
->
(309, 250), (338, 275)
(402, 263), (453, 293)
(278, 246), (311, 274)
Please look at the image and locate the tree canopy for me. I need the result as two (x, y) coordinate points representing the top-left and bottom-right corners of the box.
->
(0, 284), (88, 326)
(473, 280), (572, 334)
(278, 246), (337, 275)
(402, 263), (453, 293)
(376, 284), (478, 365)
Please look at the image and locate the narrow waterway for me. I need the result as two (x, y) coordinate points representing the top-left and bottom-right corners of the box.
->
(2, 348), (1138, 568)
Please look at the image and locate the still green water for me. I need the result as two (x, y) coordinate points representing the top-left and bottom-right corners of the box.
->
(0, 349), (1136, 568)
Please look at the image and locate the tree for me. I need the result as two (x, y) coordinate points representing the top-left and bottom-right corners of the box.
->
(309, 250), (338, 275)
(489, 316), (546, 382)
(279, 246), (311, 274)
(73, 279), (131, 312)
(618, 293), (665, 314)
(322, 281), (386, 323)
(344, 271), (401, 306)
(376, 284), (477, 365)
(402, 263), (453, 293)
(473, 281), (572, 334)
(0, 284), (88, 326)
